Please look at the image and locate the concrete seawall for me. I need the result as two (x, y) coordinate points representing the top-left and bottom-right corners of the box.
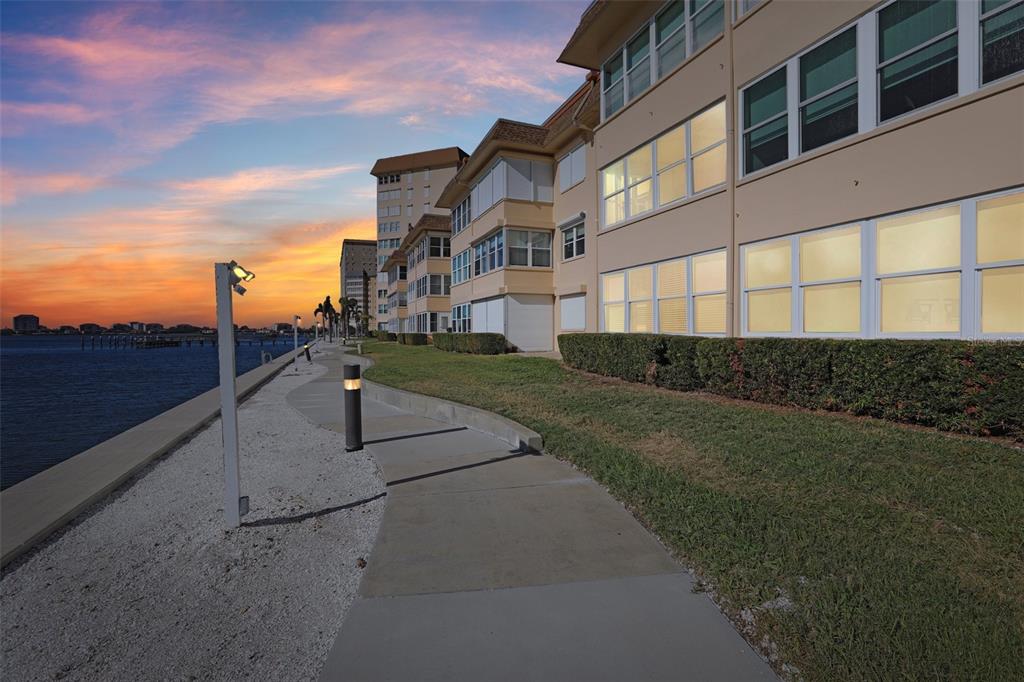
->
(1, 347), (304, 567)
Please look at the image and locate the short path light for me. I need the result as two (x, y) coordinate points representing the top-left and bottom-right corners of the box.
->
(343, 364), (363, 452)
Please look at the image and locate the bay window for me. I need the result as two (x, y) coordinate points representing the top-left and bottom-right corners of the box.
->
(508, 229), (552, 267)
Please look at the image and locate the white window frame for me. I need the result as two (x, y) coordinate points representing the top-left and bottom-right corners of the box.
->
(738, 1), (1001, 178)
(558, 144), (586, 192)
(507, 229), (553, 268)
(561, 220), (586, 261)
(600, 0), (725, 121)
(599, 248), (728, 335)
(600, 99), (726, 229)
(738, 187), (1024, 340)
(451, 303), (472, 333)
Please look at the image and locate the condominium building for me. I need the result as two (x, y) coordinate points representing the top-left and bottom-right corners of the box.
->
(370, 147), (468, 330)
(381, 250), (409, 333)
(439, 0), (1023, 350)
(339, 238), (376, 332)
(402, 214), (453, 333)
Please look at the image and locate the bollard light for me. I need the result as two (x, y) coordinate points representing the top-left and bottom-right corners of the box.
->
(343, 364), (363, 452)
(303, 343), (312, 362)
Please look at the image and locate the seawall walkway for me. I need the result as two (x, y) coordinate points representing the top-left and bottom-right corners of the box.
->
(297, 346), (777, 681)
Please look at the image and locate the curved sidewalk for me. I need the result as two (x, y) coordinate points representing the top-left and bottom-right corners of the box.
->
(292, 346), (776, 681)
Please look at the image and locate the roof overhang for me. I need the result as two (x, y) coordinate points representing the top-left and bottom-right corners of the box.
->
(558, 1), (662, 70)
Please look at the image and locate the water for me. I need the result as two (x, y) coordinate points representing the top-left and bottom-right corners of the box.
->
(0, 335), (310, 490)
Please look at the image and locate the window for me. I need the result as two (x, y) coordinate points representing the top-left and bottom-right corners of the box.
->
(508, 229), (552, 267)
(691, 0), (725, 52)
(423, 187), (430, 198)
(877, 0), (958, 122)
(389, 205), (400, 217)
(982, 0), (1024, 83)
(452, 303), (472, 333)
(429, 274), (451, 296)
(562, 221), (585, 260)
(558, 145), (587, 192)
(452, 249), (471, 285)
(656, 1), (686, 77)
(406, 204), (412, 217)
(429, 235), (450, 258)
(800, 27), (858, 152)
(735, 0), (762, 18)
(626, 29), (652, 101)
(452, 195), (472, 235)
(601, 100), (725, 227)
(406, 188), (413, 200)
(602, 1), (724, 120)
(739, 189), (1022, 338)
(602, 250), (726, 334)
(743, 68), (787, 173)
(473, 231), (504, 276)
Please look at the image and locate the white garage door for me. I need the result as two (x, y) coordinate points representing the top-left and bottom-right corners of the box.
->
(507, 294), (553, 352)
(559, 294), (586, 331)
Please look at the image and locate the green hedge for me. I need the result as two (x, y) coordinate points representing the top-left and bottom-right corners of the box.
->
(558, 334), (1024, 439)
(433, 333), (507, 355)
(374, 330), (397, 341)
(397, 332), (429, 346)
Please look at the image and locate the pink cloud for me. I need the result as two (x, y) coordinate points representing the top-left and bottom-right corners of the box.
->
(168, 164), (361, 206)
(0, 169), (107, 205)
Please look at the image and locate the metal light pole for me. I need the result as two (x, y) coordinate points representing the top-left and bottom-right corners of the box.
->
(343, 364), (363, 452)
(215, 260), (255, 528)
(293, 315), (301, 371)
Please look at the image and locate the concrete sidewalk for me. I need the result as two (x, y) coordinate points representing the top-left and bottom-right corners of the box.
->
(294, 346), (776, 681)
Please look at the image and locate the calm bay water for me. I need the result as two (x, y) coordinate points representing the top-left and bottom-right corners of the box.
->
(0, 334), (309, 489)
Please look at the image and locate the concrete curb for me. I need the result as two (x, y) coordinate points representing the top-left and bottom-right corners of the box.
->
(344, 351), (543, 452)
(1, 345), (308, 568)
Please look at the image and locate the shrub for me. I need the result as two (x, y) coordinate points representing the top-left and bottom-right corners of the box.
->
(400, 332), (429, 346)
(560, 333), (1024, 438)
(374, 330), (397, 342)
(433, 333), (507, 354)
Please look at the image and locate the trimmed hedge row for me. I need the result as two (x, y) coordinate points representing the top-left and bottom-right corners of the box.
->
(558, 334), (1024, 439)
(374, 330), (397, 341)
(433, 333), (507, 355)
(397, 332), (429, 346)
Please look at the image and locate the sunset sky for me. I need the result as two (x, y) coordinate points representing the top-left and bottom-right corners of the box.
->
(1, 0), (587, 328)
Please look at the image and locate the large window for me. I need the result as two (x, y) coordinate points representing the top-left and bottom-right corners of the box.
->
(601, 100), (725, 228)
(742, 67), (788, 174)
(562, 221), (585, 260)
(558, 145), (587, 192)
(452, 249), (471, 285)
(982, 0), (1024, 83)
(451, 303), (472, 333)
(508, 230), (552, 267)
(429, 274), (451, 296)
(602, 0), (724, 119)
(600, 249), (727, 334)
(429, 235), (451, 258)
(452, 196), (472, 235)
(414, 312), (448, 333)
(465, 158), (553, 222)
(740, 189), (1023, 338)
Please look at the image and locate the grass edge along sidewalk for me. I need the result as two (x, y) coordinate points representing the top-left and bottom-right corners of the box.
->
(358, 340), (1024, 681)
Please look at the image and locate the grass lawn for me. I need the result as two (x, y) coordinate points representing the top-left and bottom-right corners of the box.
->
(360, 341), (1024, 681)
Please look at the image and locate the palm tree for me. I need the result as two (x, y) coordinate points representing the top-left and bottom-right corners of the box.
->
(322, 296), (337, 341)
(340, 296), (360, 337)
(314, 302), (324, 340)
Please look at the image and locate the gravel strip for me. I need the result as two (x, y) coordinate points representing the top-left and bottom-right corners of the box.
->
(1, 359), (385, 681)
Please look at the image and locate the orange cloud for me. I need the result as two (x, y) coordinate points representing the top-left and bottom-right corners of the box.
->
(1, 217), (376, 329)
(168, 164), (361, 206)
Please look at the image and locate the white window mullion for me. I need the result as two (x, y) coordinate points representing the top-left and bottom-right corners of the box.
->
(961, 199), (978, 339)
(856, 13), (877, 133)
(864, 219), (877, 338)
(791, 235), (801, 336)
(687, 256), (695, 335)
(685, 120), (694, 196)
(785, 59), (799, 160)
(650, 21), (658, 90)
(958, 0), (980, 96)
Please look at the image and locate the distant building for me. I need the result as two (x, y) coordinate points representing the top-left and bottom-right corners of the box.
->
(58, 325), (78, 334)
(110, 323), (131, 332)
(129, 321), (145, 331)
(369, 146), (467, 331)
(13, 315), (39, 332)
(339, 238), (376, 333)
(275, 322), (293, 332)
(79, 323), (104, 334)
(145, 323), (164, 333)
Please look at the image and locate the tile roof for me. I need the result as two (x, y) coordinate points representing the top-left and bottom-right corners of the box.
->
(370, 147), (468, 176)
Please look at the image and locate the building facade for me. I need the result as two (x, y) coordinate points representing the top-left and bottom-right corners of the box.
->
(436, 0), (1022, 351)
(339, 238), (377, 331)
(370, 147), (468, 330)
(13, 315), (40, 333)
